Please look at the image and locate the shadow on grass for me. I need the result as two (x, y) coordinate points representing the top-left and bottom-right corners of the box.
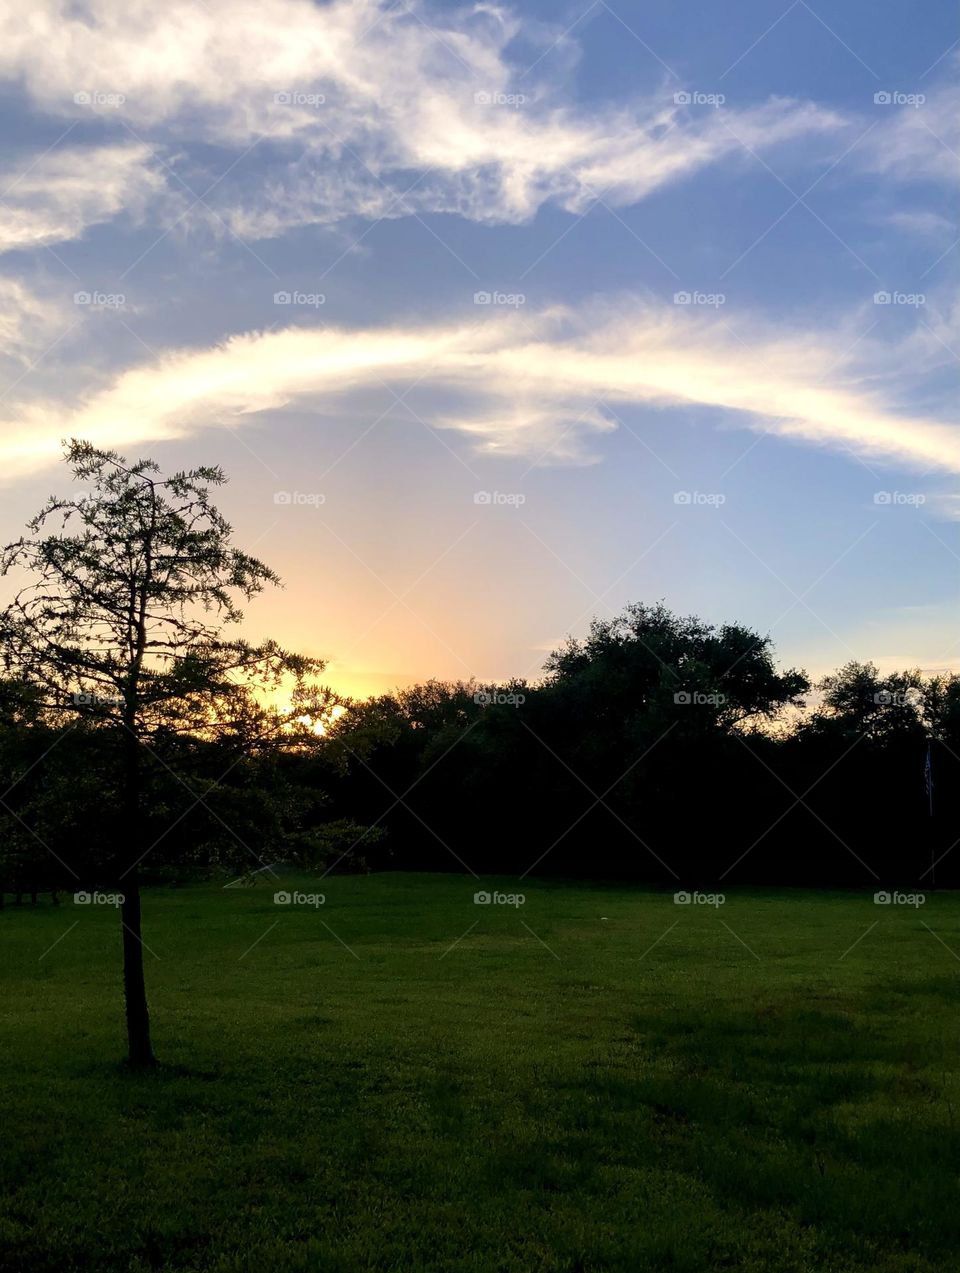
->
(5, 981), (960, 1271)
(595, 987), (960, 1258)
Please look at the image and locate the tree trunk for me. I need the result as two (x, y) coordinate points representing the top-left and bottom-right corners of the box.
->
(120, 872), (155, 1067)
(120, 724), (156, 1067)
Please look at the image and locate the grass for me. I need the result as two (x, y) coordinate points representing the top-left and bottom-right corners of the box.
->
(2, 872), (960, 1271)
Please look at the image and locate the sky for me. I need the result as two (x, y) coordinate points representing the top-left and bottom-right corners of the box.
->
(0, 0), (956, 700)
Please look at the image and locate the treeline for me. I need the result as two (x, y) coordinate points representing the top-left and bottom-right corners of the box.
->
(318, 605), (956, 887)
(0, 678), (378, 903)
(2, 603), (957, 896)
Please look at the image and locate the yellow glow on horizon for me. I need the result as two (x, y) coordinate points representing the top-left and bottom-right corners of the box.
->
(294, 704), (347, 736)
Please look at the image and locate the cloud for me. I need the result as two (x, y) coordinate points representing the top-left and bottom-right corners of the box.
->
(1, 299), (956, 479)
(0, 143), (166, 252)
(863, 78), (960, 186)
(0, 0), (843, 236)
(204, 95), (843, 239)
(0, 277), (68, 361)
(883, 210), (955, 239)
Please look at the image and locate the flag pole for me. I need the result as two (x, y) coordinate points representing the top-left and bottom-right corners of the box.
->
(925, 738), (934, 888)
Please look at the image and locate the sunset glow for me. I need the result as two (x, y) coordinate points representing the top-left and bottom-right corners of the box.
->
(0, 0), (955, 694)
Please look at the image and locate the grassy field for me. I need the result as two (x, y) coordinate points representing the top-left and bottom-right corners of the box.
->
(2, 872), (960, 1272)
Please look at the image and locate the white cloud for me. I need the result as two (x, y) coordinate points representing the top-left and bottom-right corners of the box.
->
(864, 79), (960, 186)
(203, 94), (843, 239)
(1, 299), (956, 479)
(0, 143), (166, 252)
(0, 277), (68, 361)
(884, 210), (954, 239)
(0, 4), (951, 252)
(0, 0), (843, 236)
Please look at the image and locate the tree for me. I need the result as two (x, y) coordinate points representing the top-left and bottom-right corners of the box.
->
(317, 608), (810, 880)
(543, 601), (808, 740)
(813, 660), (926, 744)
(0, 441), (328, 1066)
(925, 673), (960, 747)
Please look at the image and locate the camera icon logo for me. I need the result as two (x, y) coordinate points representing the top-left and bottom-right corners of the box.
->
(873, 291), (891, 305)
(474, 891), (492, 905)
(674, 91), (692, 105)
(473, 491), (492, 505)
(673, 290), (691, 304)
(474, 291), (492, 305)
(274, 891), (292, 905)
(673, 691), (692, 705)
(73, 291), (91, 305)
(873, 491), (892, 505)
(673, 891), (691, 904)
(273, 491), (292, 505)
(874, 891), (891, 904)
(474, 91), (491, 105)
(274, 91), (293, 104)
(74, 891), (92, 905)
(273, 291), (291, 304)
(873, 91), (892, 105)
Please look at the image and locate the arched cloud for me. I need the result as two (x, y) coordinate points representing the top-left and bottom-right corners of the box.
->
(1, 300), (956, 478)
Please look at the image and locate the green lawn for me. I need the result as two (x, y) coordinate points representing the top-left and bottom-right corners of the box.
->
(2, 872), (959, 1272)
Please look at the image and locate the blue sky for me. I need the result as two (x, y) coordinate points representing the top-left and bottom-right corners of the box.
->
(0, 0), (956, 697)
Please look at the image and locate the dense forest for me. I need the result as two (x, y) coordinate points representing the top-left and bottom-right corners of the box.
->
(1, 603), (953, 899)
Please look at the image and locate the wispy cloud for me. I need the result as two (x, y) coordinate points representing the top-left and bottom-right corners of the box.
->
(2, 299), (955, 478)
(862, 77), (960, 186)
(0, 277), (69, 362)
(883, 210), (954, 239)
(0, 143), (166, 252)
(0, 0), (843, 235)
(208, 96), (843, 238)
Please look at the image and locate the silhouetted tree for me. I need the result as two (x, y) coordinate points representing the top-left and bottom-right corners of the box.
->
(321, 607), (810, 879)
(0, 441), (328, 1066)
(814, 661), (925, 744)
